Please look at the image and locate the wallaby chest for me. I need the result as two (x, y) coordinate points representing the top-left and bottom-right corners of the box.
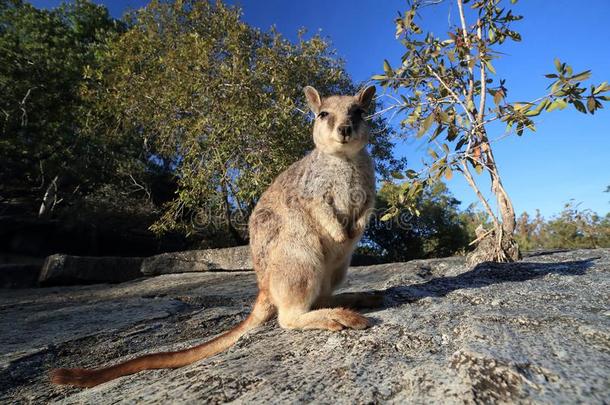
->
(329, 157), (372, 216)
(300, 150), (374, 219)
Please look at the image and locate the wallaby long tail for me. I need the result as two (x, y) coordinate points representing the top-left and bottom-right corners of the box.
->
(51, 292), (275, 388)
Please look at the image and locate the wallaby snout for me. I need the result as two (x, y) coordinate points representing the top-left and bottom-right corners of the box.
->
(338, 124), (352, 141)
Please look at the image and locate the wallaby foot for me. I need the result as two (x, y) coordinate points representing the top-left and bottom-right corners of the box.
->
(278, 307), (369, 331)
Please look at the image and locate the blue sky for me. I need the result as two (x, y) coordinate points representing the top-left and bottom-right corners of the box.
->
(31, 0), (610, 217)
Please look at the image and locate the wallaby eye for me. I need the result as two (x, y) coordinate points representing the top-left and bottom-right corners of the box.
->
(317, 111), (329, 119)
(354, 108), (365, 116)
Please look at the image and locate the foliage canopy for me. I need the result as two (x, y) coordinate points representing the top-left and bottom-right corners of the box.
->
(0, 0), (121, 189)
(363, 181), (473, 261)
(82, 0), (404, 240)
(1, 0), (404, 246)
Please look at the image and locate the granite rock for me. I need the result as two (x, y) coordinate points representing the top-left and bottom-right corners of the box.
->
(39, 254), (144, 286)
(1, 249), (608, 403)
(141, 246), (252, 276)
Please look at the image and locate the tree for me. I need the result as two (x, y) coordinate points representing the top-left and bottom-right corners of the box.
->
(516, 203), (610, 250)
(539, 205), (607, 249)
(363, 181), (471, 261)
(375, 0), (609, 264)
(83, 0), (404, 244)
(0, 0), (122, 206)
(515, 209), (546, 251)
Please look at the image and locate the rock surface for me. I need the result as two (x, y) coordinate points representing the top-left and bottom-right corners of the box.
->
(141, 246), (252, 276)
(39, 254), (144, 285)
(1, 249), (608, 403)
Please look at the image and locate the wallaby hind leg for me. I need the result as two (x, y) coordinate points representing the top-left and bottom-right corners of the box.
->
(268, 259), (369, 331)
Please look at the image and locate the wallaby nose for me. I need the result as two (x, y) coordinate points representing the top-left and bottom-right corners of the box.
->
(338, 125), (352, 138)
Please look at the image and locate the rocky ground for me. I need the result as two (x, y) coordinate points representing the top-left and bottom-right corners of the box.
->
(1, 249), (609, 404)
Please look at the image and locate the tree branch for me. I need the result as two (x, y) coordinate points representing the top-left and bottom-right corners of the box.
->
(476, 20), (486, 123)
(427, 66), (476, 125)
(460, 159), (499, 229)
(457, 0), (475, 108)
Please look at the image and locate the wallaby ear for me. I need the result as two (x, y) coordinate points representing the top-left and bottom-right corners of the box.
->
(304, 86), (322, 114)
(357, 85), (376, 111)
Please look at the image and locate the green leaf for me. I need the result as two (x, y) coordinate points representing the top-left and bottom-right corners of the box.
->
(405, 169), (418, 179)
(573, 99), (587, 114)
(594, 82), (609, 94)
(483, 59), (496, 74)
(554, 58), (561, 72)
(467, 98), (475, 112)
(371, 74), (387, 80)
(391, 171), (405, 179)
(444, 167), (453, 180)
(571, 70), (591, 82)
(535, 98), (550, 112)
(455, 137), (467, 151)
(430, 124), (445, 141)
(546, 99), (561, 112)
(437, 110), (450, 123)
(493, 90), (503, 105)
(516, 123), (524, 135)
(417, 113), (434, 137)
(447, 125), (458, 141)
(507, 30), (521, 42)
(380, 213), (394, 221)
(513, 102), (530, 112)
(383, 59), (392, 74)
(428, 148), (439, 160)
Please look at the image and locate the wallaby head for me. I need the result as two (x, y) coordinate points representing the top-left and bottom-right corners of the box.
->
(304, 85), (376, 157)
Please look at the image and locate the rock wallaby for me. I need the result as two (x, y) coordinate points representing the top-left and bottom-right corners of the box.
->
(51, 85), (381, 388)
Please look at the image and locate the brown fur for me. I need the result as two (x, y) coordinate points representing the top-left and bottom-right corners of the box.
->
(50, 85), (378, 388)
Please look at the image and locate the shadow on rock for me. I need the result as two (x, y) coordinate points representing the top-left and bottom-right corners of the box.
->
(378, 257), (598, 309)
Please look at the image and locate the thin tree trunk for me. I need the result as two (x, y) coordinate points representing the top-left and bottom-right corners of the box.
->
(221, 182), (245, 245)
(38, 175), (59, 218)
(466, 130), (520, 265)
